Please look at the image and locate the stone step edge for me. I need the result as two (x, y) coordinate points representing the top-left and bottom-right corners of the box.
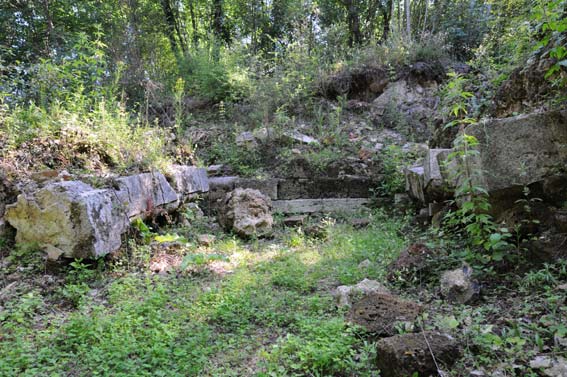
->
(272, 198), (370, 214)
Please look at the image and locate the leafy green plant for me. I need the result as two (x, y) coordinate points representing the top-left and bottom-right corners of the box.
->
(379, 145), (415, 196)
(264, 317), (360, 376)
(532, 0), (567, 86)
(443, 130), (511, 259)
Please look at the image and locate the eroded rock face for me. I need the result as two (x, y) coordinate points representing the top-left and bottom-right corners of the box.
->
(376, 332), (461, 377)
(334, 279), (391, 307)
(319, 65), (389, 101)
(5, 181), (128, 259)
(218, 188), (273, 238)
(371, 79), (439, 141)
(347, 293), (422, 336)
(0, 173), (18, 237)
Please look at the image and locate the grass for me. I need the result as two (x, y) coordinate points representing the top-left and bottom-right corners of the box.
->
(2, 210), (567, 376)
(0, 210), (406, 376)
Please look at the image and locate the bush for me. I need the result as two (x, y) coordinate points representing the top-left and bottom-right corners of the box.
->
(179, 46), (251, 103)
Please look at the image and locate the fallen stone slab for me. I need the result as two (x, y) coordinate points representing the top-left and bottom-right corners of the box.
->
(283, 214), (307, 227)
(5, 181), (128, 259)
(114, 172), (179, 218)
(272, 198), (369, 214)
(284, 130), (320, 145)
(348, 293), (422, 336)
(376, 332), (461, 377)
(165, 165), (209, 198)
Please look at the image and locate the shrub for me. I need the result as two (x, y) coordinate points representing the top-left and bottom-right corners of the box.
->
(179, 46), (251, 103)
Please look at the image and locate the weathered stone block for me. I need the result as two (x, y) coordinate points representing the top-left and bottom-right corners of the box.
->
(465, 110), (567, 193)
(424, 148), (452, 200)
(278, 179), (310, 200)
(405, 166), (425, 203)
(376, 332), (461, 377)
(114, 172), (179, 218)
(5, 181), (128, 259)
(208, 176), (238, 202)
(234, 178), (279, 200)
(347, 293), (422, 336)
(165, 165), (209, 198)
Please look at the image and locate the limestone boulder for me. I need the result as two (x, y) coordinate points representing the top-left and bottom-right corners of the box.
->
(5, 181), (128, 259)
(376, 332), (461, 377)
(440, 264), (479, 304)
(0, 173), (18, 237)
(113, 172), (179, 219)
(334, 279), (391, 307)
(218, 188), (273, 238)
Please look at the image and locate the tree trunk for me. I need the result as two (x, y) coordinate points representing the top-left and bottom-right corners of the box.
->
(161, 0), (180, 59)
(42, 0), (53, 56)
(405, 0), (411, 39)
(189, 0), (198, 46)
(212, 0), (230, 44)
(343, 0), (362, 46)
(379, 0), (393, 41)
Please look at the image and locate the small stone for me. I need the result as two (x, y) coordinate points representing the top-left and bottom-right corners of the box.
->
(470, 370), (486, 377)
(285, 130), (320, 145)
(253, 127), (270, 141)
(283, 215), (307, 227)
(440, 263), (478, 304)
(358, 259), (372, 269)
(207, 164), (230, 177)
(387, 243), (434, 281)
(30, 169), (59, 183)
(543, 357), (567, 377)
(303, 223), (327, 239)
(530, 356), (553, 369)
(291, 148), (302, 155)
(197, 234), (216, 247)
(235, 131), (257, 147)
(556, 284), (567, 291)
(350, 218), (370, 229)
(334, 278), (390, 307)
